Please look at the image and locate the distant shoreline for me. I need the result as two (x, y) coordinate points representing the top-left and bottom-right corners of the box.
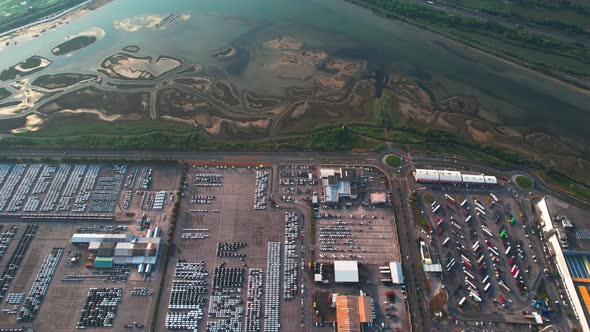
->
(343, 0), (590, 93)
(0, 0), (112, 46)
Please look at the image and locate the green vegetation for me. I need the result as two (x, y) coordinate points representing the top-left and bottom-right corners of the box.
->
(429, 289), (448, 318)
(385, 154), (402, 167)
(32, 73), (97, 89)
(423, 192), (435, 205)
(479, 0), (510, 15)
(358, 0), (590, 77)
(374, 90), (397, 128)
(409, 143), (511, 168)
(52, 36), (97, 56)
(412, 196), (429, 232)
(542, 170), (590, 203)
(21, 118), (195, 137)
(0, 88), (10, 101)
(0, 56), (50, 81)
(536, 280), (549, 301)
(3, 121), (384, 152)
(441, 0), (590, 32)
(515, 175), (533, 189)
(0, 0), (86, 34)
(308, 127), (383, 151)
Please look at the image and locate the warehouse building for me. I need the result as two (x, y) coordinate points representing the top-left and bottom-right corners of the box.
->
(537, 197), (590, 332)
(370, 192), (387, 205)
(335, 293), (374, 332)
(72, 232), (161, 268)
(72, 233), (132, 244)
(420, 241), (432, 265)
(334, 261), (359, 283)
(320, 168), (358, 203)
(389, 262), (404, 285)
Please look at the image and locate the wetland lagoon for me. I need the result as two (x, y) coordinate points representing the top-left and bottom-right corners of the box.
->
(0, 0), (589, 178)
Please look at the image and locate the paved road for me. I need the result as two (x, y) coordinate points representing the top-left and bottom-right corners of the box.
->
(1, 146), (588, 331)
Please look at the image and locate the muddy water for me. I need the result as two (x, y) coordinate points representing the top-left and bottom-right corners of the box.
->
(0, 0), (588, 142)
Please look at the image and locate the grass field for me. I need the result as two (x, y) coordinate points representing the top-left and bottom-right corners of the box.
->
(479, 0), (511, 15)
(542, 170), (590, 203)
(385, 154), (402, 167)
(515, 175), (533, 189)
(412, 196), (429, 232)
(437, 24), (590, 75)
(441, 0), (590, 31)
(21, 118), (196, 137)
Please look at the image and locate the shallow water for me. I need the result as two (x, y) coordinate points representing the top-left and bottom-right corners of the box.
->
(0, 0), (588, 142)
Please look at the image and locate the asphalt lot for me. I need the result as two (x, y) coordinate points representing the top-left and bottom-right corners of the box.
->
(155, 166), (302, 332)
(2, 147), (588, 331)
(416, 184), (559, 329)
(0, 223), (158, 331)
(0, 164), (180, 331)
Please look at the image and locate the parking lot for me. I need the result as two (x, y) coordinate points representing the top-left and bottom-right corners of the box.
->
(0, 223), (158, 331)
(417, 187), (547, 324)
(0, 163), (181, 331)
(313, 166), (400, 264)
(156, 166), (303, 332)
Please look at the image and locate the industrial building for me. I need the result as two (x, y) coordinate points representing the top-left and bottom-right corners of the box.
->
(413, 169), (497, 185)
(72, 233), (132, 243)
(320, 168), (358, 203)
(420, 241), (432, 265)
(389, 262), (404, 285)
(370, 192), (387, 205)
(335, 293), (374, 332)
(71, 230), (161, 271)
(537, 197), (590, 332)
(334, 261), (359, 283)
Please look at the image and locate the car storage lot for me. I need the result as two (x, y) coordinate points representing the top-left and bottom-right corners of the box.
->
(155, 166), (303, 332)
(418, 188), (544, 321)
(0, 222), (157, 331)
(0, 163), (181, 331)
(0, 162), (181, 219)
(314, 166), (400, 265)
(315, 206), (399, 264)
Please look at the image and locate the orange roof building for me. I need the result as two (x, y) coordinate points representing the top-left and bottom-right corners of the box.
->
(336, 295), (373, 332)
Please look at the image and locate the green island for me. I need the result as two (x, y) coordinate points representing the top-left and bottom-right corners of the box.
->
(52, 35), (97, 56)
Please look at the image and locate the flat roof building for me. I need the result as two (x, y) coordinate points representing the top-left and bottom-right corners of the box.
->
(72, 233), (132, 243)
(72, 233), (161, 267)
(538, 197), (590, 332)
(413, 168), (498, 185)
(420, 241), (432, 265)
(439, 170), (462, 183)
(389, 262), (404, 284)
(462, 174), (485, 184)
(334, 261), (359, 283)
(321, 168), (358, 203)
(370, 192), (387, 205)
(335, 294), (373, 332)
(414, 169), (440, 182)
